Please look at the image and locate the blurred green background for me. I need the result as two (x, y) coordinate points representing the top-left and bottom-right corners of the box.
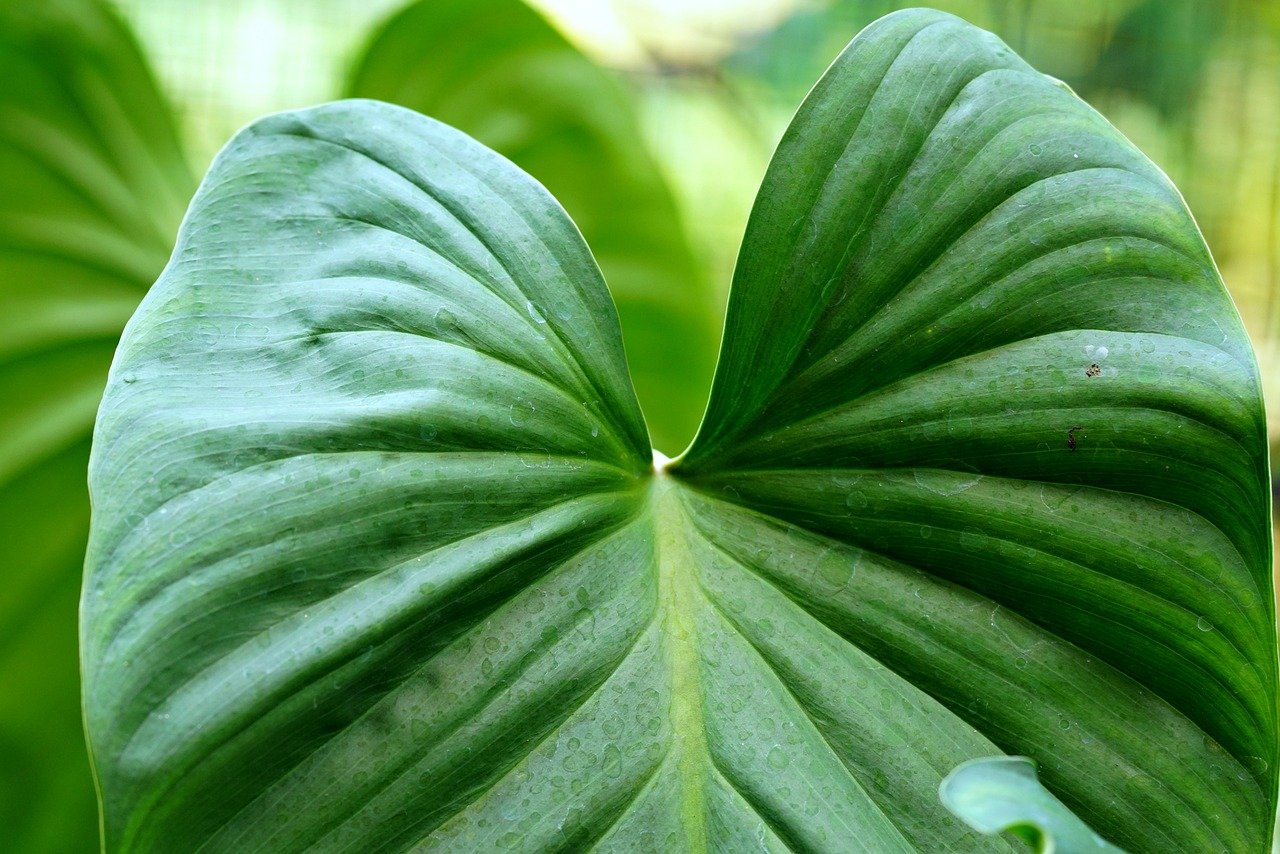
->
(2, 0), (1277, 849)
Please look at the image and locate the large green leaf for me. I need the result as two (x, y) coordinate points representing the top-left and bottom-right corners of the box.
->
(0, 0), (192, 849)
(346, 0), (718, 454)
(83, 9), (1275, 853)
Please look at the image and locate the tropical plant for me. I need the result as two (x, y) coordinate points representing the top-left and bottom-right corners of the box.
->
(80, 7), (1276, 852)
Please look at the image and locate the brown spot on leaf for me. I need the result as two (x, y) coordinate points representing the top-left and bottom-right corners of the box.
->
(1085, 363), (1101, 377)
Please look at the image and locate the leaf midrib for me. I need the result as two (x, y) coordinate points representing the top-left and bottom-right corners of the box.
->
(650, 472), (710, 852)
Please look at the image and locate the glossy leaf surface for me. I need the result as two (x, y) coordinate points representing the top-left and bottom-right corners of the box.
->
(347, 0), (718, 453)
(84, 9), (1275, 853)
(0, 0), (192, 849)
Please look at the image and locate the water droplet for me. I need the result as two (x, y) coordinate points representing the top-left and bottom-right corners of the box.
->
(509, 402), (533, 427)
(1028, 143), (1043, 156)
(767, 745), (789, 769)
(921, 420), (947, 441)
(602, 743), (623, 778)
(1196, 615), (1213, 632)
(526, 300), (547, 324)
(914, 469), (982, 496)
(1242, 755), (1269, 776)
(433, 306), (459, 332)
(121, 373), (137, 384)
(234, 322), (270, 341)
(1039, 484), (1082, 513)
(845, 491), (869, 510)
(816, 550), (854, 590)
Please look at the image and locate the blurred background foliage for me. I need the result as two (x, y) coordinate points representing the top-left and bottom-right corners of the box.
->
(1, 0), (1277, 849)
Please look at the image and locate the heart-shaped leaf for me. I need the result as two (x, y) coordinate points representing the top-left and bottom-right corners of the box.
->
(0, 0), (192, 848)
(82, 9), (1275, 852)
(347, 0), (719, 453)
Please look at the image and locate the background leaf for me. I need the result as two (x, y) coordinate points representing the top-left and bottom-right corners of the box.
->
(346, 0), (720, 454)
(940, 757), (1124, 852)
(0, 0), (192, 849)
(1086, 0), (1224, 122)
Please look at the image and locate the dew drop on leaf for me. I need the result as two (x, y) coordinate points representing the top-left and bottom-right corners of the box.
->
(602, 743), (622, 778)
(432, 306), (458, 332)
(767, 745), (789, 769)
(845, 491), (869, 510)
(816, 551), (853, 589)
